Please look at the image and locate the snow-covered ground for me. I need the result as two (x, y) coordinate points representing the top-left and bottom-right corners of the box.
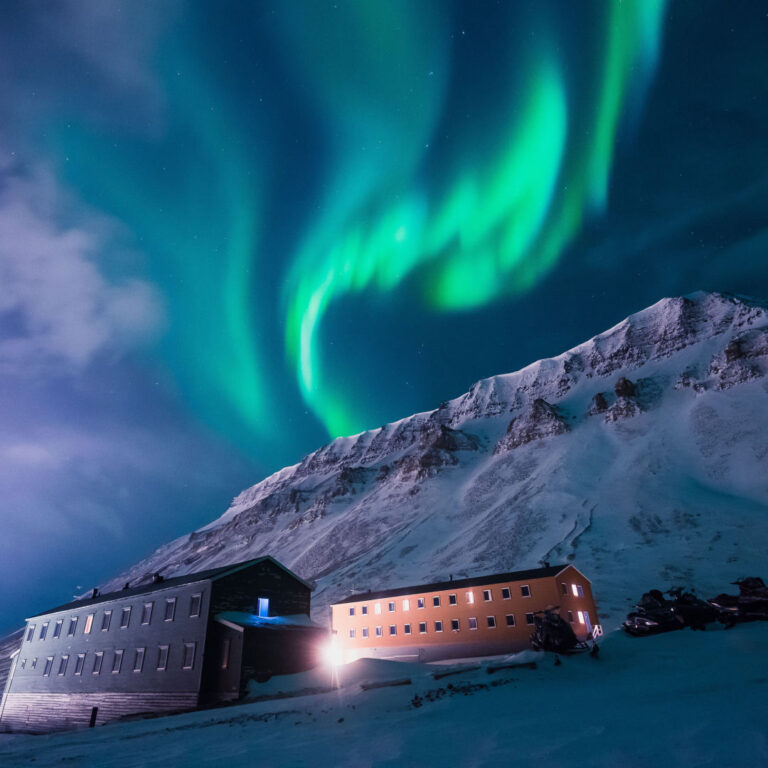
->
(2, 623), (766, 767)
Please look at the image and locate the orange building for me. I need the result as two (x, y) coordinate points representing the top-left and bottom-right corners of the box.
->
(330, 564), (598, 663)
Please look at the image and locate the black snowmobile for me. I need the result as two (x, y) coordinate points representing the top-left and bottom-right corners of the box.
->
(529, 607), (591, 654)
(708, 577), (768, 627)
(622, 587), (718, 636)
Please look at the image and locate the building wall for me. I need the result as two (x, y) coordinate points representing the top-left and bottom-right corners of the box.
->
(331, 566), (598, 663)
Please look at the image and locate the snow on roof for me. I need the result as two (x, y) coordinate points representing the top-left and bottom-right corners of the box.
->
(214, 612), (321, 630)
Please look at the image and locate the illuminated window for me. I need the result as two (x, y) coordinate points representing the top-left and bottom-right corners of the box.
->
(361, 605), (368, 615)
(506, 614), (515, 627)
(362, 627), (369, 638)
(402, 599), (410, 611)
(120, 607), (131, 629)
(434, 621), (443, 633)
(101, 611), (112, 631)
(487, 616), (496, 628)
(190, 593), (202, 618)
(53, 620), (63, 639)
(468, 617), (478, 630)
(520, 585), (531, 598)
(561, 583), (568, 595)
(389, 625), (397, 636)
(112, 650), (123, 673)
(404, 624), (411, 635)
(133, 648), (145, 673)
(483, 590), (492, 602)
(74, 654), (85, 675)
(92, 652), (103, 675)
(525, 613), (534, 625)
(375, 626), (383, 637)
(449, 594), (457, 605)
(419, 622), (427, 634)
(578, 611), (585, 624)
(141, 602), (153, 625)
(57, 655), (69, 676)
(374, 603), (381, 615)
(465, 591), (474, 604)
(501, 588), (511, 600)
(68, 617), (78, 636)
(39, 622), (49, 641)
(84, 614), (95, 634)
(43, 657), (53, 676)
(26, 624), (35, 642)
(157, 645), (169, 671)
(417, 598), (425, 609)
(349, 628), (355, 638)
(572, 584), (584, 598)
(451, 619), (460, 632)
(164, 598), (176, 622)
(432, 596), (440, 607)
(388, 602), (396, 613)
(257, 598), (269, 618)
(182, 642), (196, 670)
(348, 607), (355, 616)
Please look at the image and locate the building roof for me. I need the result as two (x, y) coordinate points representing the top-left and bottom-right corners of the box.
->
(333, 564), (574, 605)
(28, 556), (313, 620)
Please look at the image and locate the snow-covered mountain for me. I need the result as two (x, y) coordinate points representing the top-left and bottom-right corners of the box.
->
(104, 291), (768, 622)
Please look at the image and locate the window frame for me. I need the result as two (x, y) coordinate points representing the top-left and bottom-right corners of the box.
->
(57, 655), (69, 676)
(487, 616), (497, 629)
(417, 598), (425, 609)
(375, 626), (383, 638)
(92, 652), (104, 675)
(74, 653), (85, 675)
(501, 587), (511, 600)
(39, 622), (49, 641)
(53, 620), (63, 639)
(133, 647), (145, 673)
(112, 650), (124, 674)
(450, 618), (460, 632)
(84, 613), (95, 634)
(568, 610), (574, 623)
(465, 591), (474, 604)
(189, 593), (202, 618)
(156, 645), (169, 671)
(403, 623), (411, 635)
(362, 627), (369, 638)
(101, 610), (112, 632)
(141, 602), (153, 626)
(374, 602), (382, 615)
(182, 642), (196, 670)
(505, 614), (516, 627)
(120, 606), (132, 629)
(402, 599), (410, 611)
(525, 612), (535, 625)
(388, 602), (396, 613)
(348, 607), (355, 617)
(434, 620), (443, 633)
(468, 617), (478, 630)
(68, 617), (78, 637)
(348, 628), (355, 639)
(389, 625), (397, 636)
(43, 656), (53, 676)
(26, 624), (35, 642)
(432, 596), (441, 607)
(448, 593), (457, 606)
(361, 605), (368, 615)
(418, 622), (427, 634)
(520, 585), (531, 598)
(164, 597), (177, 622)
(483, 589), (492, 602)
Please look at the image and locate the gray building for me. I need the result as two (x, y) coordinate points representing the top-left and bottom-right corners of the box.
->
(0, 556), (325, 733)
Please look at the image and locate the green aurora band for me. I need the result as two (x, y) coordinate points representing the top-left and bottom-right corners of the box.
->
(286, 1), (667, 439)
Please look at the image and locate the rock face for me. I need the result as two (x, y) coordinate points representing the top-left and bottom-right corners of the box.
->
(103, 292), (768, 619)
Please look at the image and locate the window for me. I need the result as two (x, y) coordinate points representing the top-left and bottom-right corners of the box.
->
(432, 596), (440, 607)
(92, 652), (103, 675)
(561, 583), (568, 595)
(505, 614), (516, 627)
(74, 654), (85, 675)
(84, 613), (95, 634)
(20, 659), (26, 670)
(257, 598), (269, 618)
(141, 602), (153, 625)
(389, 625), (397, 636)
(449, 594), (457, 605)
(525, 612), (534, 625)
(434, 621), (443, 633)
(465, 591), (474, 604)
(182, 642), (196, 670)
(374, 603), (381, 615)
(190, 593), (202, 618)
(58, 655), (69, 676)
(112, 650), (123, 674)
(468, 617), (478, 630)
(487, 616), (497, 628)
(157, 645), (169, 671)
(361, 605), (368, 615)
(388, 602), (396, 613)
(375, 626), (383, 638)
(220, 639), (231, 670)
(417, 598), (425, 609)
(362, 627), (369, 638)
(483, 589), (492, 602)
(31, 658), (38, 670)
(43, 657), (53, 676)
(572, 584), (584, 598)
(451, 619), (460, 632)
(402, 599), (410, 611)
(419, 622), (427, 634)
(101, 611), (112, 631)
(53, 620), (63, 639)
(348, 607), (355, 617)
(520, 585), (531, 598)
(501, 587), (511, 600)
(349, 628), (355, 639)
(68, 617), (78, 637)
(26, 624), (35, 642)
(164, 598), (176, 622)
(567, 611), (574, 623)
(39, 622), (49, 641)
(578, 611), (585, 625)
(120, 607), (131, 629)
(404, 624), (411, 635)
(133, 648), (145, 673)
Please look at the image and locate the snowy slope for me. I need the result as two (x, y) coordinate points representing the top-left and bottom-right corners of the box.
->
(102, 291), (768, 623)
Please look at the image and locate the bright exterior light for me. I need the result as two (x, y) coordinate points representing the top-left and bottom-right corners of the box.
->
(323, 636), (344, 668)
(572, 584), (579, 597)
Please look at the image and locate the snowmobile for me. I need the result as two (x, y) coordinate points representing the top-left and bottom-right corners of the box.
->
(529, 607), (591, 654)
(708, 577), (768, 627)
(622, 587), (718, 636)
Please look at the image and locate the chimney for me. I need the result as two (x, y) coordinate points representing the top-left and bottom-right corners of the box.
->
(91, 588), (99, 599)
(123, 582), (131, 590)
(152, 572), (164, 584)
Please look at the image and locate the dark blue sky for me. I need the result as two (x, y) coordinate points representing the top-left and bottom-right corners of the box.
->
(1, 1), (767, 634)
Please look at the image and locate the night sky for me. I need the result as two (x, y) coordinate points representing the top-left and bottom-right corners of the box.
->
(2, 1), (767, 634)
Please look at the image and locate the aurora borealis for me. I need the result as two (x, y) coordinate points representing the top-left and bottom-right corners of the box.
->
(2, 1), (768, 633)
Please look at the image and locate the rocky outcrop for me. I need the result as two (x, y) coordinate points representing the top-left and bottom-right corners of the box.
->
(495, 399), (570, 453)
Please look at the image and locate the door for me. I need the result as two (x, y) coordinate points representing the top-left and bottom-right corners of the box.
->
(257, 598), (269, 617)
